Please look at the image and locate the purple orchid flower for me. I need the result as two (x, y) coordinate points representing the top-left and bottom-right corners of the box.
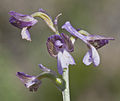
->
(62, 21), (114, 66)
(46, 33), (75, 75)
(16, 72), (41, 92)
(9, 11), (38, 41)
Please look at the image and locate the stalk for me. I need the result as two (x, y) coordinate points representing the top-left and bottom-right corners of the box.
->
(62, 68), (70, 101)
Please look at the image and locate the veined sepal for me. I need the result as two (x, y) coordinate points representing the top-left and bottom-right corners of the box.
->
(31, 9), (57, 33)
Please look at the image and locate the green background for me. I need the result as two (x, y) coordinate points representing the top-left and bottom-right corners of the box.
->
(0, 0), (119, 101)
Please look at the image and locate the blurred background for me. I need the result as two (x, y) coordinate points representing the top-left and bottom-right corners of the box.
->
(0, 0), (120, 101)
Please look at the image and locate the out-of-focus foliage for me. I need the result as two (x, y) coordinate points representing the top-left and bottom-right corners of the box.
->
(0, 0), (120, 101)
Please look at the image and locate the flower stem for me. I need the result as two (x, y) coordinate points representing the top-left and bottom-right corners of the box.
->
(36, 72), (65, 91)
(62, 68), (70, 101)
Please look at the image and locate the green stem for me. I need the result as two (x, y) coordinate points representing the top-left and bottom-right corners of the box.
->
(62, 68), (70, 101)
(36, 72), (65, 91)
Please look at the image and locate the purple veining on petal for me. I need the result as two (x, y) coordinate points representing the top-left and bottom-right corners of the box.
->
(46, 34), (65, 57)
(61, 33), (74, 52)
(62, 21), (114, 67)
(16, 72), (35, 83)
(46, 34), (74, 55)
(62, 21), (87, 43)
(28, 79), (41, 92)
(47, 34), (75, 74)
(86, 35), (115, 49)
(9, 11), (38, 29)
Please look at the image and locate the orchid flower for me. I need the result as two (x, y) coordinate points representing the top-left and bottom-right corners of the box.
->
(46, 33), (75, 74)
(17, 64), (65, 92)
(9, 11), (38, 41)
(16, 72), (41, 92)
(62, 21), (114, 66)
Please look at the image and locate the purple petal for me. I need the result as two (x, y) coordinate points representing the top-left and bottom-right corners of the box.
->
(62, 21), (87, 43)
(16, 72), (41, 92)
(21, 27), (31, 41)
(83, 50), (92, 66)
(9, 11), (38, 28)
(57, 50), (75, 75)
(62, 50), (75, 65)
(16, 72), (35, 83)
(57, 52), (63, 75)
(38, 64), (51, 72)
(28, 80), (41, 92)
(86, 35), (115, 49)
(46, 35), (64, 57)
(61, 33), (74, 52)
(90, 45), (100, 66)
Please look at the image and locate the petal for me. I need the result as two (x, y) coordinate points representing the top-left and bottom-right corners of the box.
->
(38, 64), (51, 72)
(87, 35), (115, 49)
(28, 79), (41, 92)
(21, 27), (31, 41)
(62, 21), (87, 43)
(57, 52), (64, 75)
(9, 11), (38, 28)
(16, 72), (41, 92)
(83, 50), (92, 66)
(90, 45), (100, 66)
(61, 33), (74, 52)
(57, 50), (75, 75)
(31, 8), (56, 32)
(46, 35), (64, 57)
(16, 72), (35, 83)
